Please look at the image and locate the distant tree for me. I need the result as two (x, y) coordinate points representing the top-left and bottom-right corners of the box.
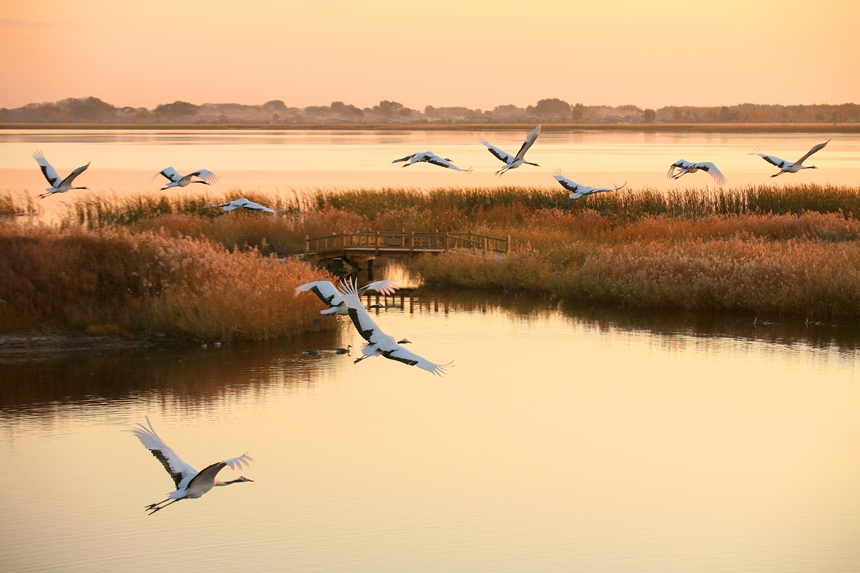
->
(134, 108), (152, 122)
(61, 97), (116, 122)
(571, 103), (584, 121)
(671, 107), (683, 122)
(642, 108), (656, 123)
(533, 98), (572, 119)
(154, 101), (200, 118)
(781, 108), (793, 122)
(377, 100), (404, 119)
(263, 100), (287, 114)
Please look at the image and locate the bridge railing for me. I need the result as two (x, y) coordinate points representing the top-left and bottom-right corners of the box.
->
(305, 231), (509, 256)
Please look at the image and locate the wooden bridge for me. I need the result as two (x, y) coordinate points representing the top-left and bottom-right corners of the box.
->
(304, 231), (510, 259)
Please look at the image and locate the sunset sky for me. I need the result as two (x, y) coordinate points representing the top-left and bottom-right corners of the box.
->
(1, 0), (857, 111)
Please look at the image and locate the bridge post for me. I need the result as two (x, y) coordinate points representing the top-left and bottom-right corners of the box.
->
(305, 235), (309, 255)
(506, 235), (511, 254)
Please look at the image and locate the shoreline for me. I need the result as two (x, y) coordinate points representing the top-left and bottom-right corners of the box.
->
(1, 122), (858, 133)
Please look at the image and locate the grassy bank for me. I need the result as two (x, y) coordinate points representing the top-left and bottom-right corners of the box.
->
(0, 224), (334, 341)
(7, 182), (860, 321)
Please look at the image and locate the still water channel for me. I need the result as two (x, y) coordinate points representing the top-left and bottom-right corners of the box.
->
(1, 287), (859, 572)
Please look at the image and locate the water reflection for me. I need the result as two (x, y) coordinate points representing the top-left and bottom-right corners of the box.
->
(3, 290), (857, 417)
(0, 329), (350, 416)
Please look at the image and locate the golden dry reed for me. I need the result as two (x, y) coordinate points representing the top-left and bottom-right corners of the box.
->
(11, 183), (860, 319)
(0, 224), (334, 340)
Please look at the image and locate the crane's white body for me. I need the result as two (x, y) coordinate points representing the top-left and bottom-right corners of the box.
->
(207, 198), (282, 214)
(750, 139), (830, 177)
(667, 160), (726, 185)
(132, 416), (253, 514)
(32, 150), (90, 198)
(157, 167), (219, 189)
(480, 125), (541, 175)
(392, 151), (472, 172)
(340, 279), (447, 376)
(553, 169), (626, 201)
(296, 279), (399, 321)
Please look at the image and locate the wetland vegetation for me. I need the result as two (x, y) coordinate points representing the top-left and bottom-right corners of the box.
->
(3, 182), (860, 341)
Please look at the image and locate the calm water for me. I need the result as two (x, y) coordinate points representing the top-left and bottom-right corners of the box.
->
(1, 129), (859, 205)
(1, 288), (859, 573)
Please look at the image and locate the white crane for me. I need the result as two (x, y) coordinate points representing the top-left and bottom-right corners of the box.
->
(132, 416), (253, 515)
(295, 279), (399, 322)
(32, 150), (90, 199)
(340, 278), (447, 376)
(206, 198), (283, 214)
(667, 160), (727, 185)
(480, 125), (541, 175)
(553, 169), (626, 202)
(749, 139), (831, 177)
(392, 151), (472, 172)
(156, 167), (219, 189)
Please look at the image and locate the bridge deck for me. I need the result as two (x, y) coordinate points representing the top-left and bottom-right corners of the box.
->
(305, 231), (510, 258)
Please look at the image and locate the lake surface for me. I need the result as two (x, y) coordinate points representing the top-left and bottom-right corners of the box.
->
(1, 129), (859, 207)
(1, 287), (859, 573)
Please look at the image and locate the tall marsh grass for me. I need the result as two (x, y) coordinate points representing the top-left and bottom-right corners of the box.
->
(0, 224), (334, 340)
(54, 183), (860, 318)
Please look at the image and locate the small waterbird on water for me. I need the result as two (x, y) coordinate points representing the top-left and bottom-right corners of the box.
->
(206, 198), (283, 214)
(340, 278), (448, 376)
(296, 279), (399, 322)
(155, 167), (219, 189)
(32, 150), (90, 199)
(753, 317), (773, 327)
(480, 125), (541, 175)
(553, 169), (626, 202)
(805, 318), (822, 327)
(392, 151), (472, 172)
(667, 160), (726, 185)
(132, 416), (253, 515)
(749, 139), (831, 177)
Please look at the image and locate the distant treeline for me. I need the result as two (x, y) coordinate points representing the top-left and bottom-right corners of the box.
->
(1, 96), (858, 125)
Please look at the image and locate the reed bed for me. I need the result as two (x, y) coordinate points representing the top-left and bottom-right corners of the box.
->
(0, 224), (334, 340)
(46, 183), (860, 318)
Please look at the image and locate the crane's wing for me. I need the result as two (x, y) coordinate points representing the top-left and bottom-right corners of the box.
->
(378, 342), (448, 376)
(188, 169), (219, 184)
(667, 159), (690, 178)
(479, 139), (515, 165)
(513, 124), (541, 161)
(695, 162), (726, 185)
(58, 162), (90, 188)
(750, 152), (790, 169)
(132, 416), (197, 489)
(32, 151), (61, 187)
(341, 278), (385, 343)
(795, 139), (830, 164)
(424, 154), (470, 171)
(183, 454), (252, 490)
(392, 153), (419, 164)
(238, 201), (277, 213)
(552, 169), (581, 193)
(158, 167), (182, 183)
(358, 279), (399, 297)
(295, 280), (342, 306)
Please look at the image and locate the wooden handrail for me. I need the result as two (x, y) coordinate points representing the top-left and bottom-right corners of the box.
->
(305, 231), (509, 256)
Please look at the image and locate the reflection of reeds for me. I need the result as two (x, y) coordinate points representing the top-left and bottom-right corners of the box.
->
(0, 225), (334, 340)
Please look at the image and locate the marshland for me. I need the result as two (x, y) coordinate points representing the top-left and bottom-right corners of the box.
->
(2, 128), (859, 572)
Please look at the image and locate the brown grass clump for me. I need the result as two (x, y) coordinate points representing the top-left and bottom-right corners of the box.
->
(0, 224), (334, 340)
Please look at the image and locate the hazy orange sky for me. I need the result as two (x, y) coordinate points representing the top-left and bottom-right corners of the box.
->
(1, 0), (857, 110)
